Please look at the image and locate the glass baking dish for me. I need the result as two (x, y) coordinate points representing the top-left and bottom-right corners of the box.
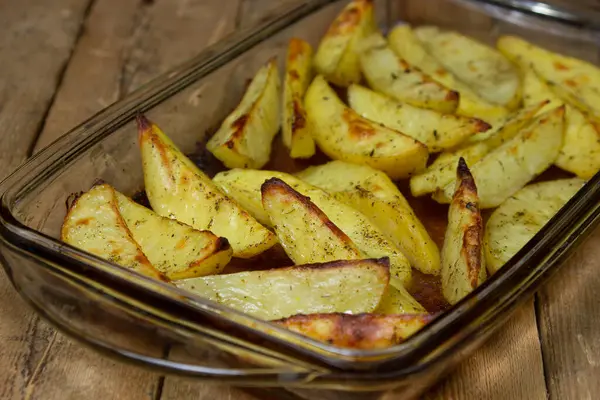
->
(1, 0), (599, 398)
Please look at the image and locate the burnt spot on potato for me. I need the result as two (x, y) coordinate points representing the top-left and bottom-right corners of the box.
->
(343, 108), (376, 139)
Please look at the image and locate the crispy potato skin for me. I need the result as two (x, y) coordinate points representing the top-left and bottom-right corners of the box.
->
(273, 312), (434, 349)
(207, 59), (280, 168)
(261, 178), (362, 264)
(441, 159), (486, 305)
(138, 115), (277, 258)
(283, 38), (315, 158)
(177, 258), (391, 320)
(305, 75), (429, 179)
(61, 184), (167, 281)
(313, 0), (375, 86)
(485, 179), (585, 274)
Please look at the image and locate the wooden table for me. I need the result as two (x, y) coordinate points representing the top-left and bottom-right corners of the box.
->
(0, 0), (599, 399)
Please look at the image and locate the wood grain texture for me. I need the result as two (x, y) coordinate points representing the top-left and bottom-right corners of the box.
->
(0, 1), (93, 399)
(22, 0), (242, 399)
(537, 229), (600, 400)
(424, 301), (547, 400)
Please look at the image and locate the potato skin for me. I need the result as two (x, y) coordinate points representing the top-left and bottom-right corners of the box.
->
(441, 158), (486, 305)
(274, 312), (434, 349)
(261, 177), (362, 265)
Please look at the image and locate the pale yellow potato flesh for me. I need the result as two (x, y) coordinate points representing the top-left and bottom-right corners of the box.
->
(433, 106), (565, 208)
(114, 190), (233, 280)
(347, 84), (490, 152)
(415, 26), (521, 109)
(497, 35), (600, 118)
(61, 184), (166, 281)
(521, 68), (600, 179)
(297, 161), (440, 275)
(305, 75), (429, 179)
(177, 258), (390, 320)
(485, 179), (585, 275)
(213, 169), (412, 288)
(207, 58), (280, 169)
(441, 159), (486, 305)
(273, 312), (433, 349)
(360, 32), (459, 113)
(138, 116), (277, 258)
(410, 102), (545, 197)
(313, 0), (375, 86)
(376, 285), (426, 314)
(261, 177), (362, 265)
(388, 24), (509, 123)
(282, 38), (315, 159)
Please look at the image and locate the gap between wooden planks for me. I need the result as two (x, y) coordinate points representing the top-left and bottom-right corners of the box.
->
(2, 0), (598, 398)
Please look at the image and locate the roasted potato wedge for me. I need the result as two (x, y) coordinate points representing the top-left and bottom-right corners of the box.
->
(522, 69), (600, 179)
(261, 178), (362, 265)
(415, 26), (521, 109)
(376, 285), (426, 314)
(433, 106), (565, 208)
(388, 24), (509, 123)
(441, 159), (486, 305)
(313, 0), (375, 86)
(359, 32), (459, 113)
(485, 179), (585, 274)
(282, 38), (315, 159)
(138, 115), (277, 258)
(206, 58), (280, 169)
(274, 313), (433, 349)
(497, 35), (600, 117)
(114, 190), (232, 280)
(61, 184), (166, 281)
(297, 161), (440, 275)
(177, 258), (390, 320)
(305, 75), (429, 179)
(410, 101), (545, 197)
(213, 169), (412, 288)
(348, 84), (490, 152)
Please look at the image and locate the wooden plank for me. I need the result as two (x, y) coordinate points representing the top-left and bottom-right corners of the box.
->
(537, 229), (600, 400)
(423, 301), (547, 400)
(22, 0), (241, 400)
(0, 1), (93, 399)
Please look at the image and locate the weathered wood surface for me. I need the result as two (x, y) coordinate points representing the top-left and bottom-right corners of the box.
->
(0, 0), (599, 399)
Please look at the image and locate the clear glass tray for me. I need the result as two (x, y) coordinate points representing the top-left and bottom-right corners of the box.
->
(0, 0), (599, 398)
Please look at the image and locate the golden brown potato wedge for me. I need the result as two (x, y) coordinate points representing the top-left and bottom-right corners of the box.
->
(388, 24), (509, 123)
(297, 161), (440, 275)
(410, 101), (545, 197)
(497, 35), (600, 117)
(313, 0), (375, 86)
(521, 68), (600, 179)
(61, 184), (166, 281)
(348, 84), (490, 152)
(213, 169), (412, 288)
(415, 26), (521, 109)
(376, 285), (426, 314)
(261, 178), (362, 265)
(177, 258), (390, 320)
(273, 312), (434, 349)
(305, 75), (429, 179)
(359, 32), (459, 113)
(114, 190), (232, 280)
(138, 115), (277, 258)
(433, 106), (565, 208)
(207, 58), (281, 168)
(441, 159), (486, 305)
(282, 38), (315, 159)
(485, 179), (585, 274)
